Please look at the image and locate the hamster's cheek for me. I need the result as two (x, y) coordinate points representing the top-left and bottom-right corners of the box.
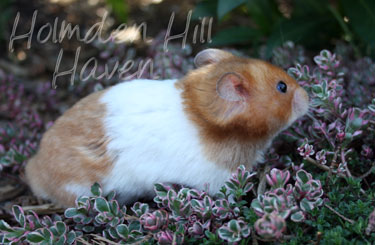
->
(291, 87), (309, 121)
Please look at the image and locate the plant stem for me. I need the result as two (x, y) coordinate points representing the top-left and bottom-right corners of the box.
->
(324, 203), (355, 224)
(341, 148), (352, 178)
(359, 164), (375, 179)
(257, 165), (271, 195)
(306, 156), (366, 194)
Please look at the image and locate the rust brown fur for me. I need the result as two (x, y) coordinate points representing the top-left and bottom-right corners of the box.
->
(25, 90), (112, 207)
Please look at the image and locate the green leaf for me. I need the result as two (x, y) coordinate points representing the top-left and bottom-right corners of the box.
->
(131, 202), (149, 217)
(217, 0), (246, 20)
(42, 228), (52, 242)
(128, 220), (141, 232)
(90, 182), (102, 196)
(82, 216), (93, 225)
(55, 221), (66, 235)
(210, 26), (260, 46)
(0, 220), (14, 232)
(64, 208), (79, 218)
(117, 224), (129, 239)
(27, 232), (45, 243)
(82, 226), (95, 233)
(228, 220), (239, 233)
(5, 228), (26, 240)
(300, 198), (314, 212)
(106, 191), (116, 201)
(296, 170), (309, 183)
(246, 0), (281, 34)
(110, 200), (120, 215)
(250, 199), (263, 214)
(94, 197), (110, 213)
(55, 236), (66, 245)
(66, 231), (76, 244)
(205, 230), (217, 241)
(192, 0), (218, 20)
(110, 217), (120, 227)
(154, 183), (168, 198)
(266, 18), (319, 57)
(342, 0), (375, 47)
(240, 225), (251, 237)
(218, 227), (233, 240)
(106, 0), (128, 23)
(108, 227), (119, 239)
(265, 0), (337, 58)
(12, 205), (25, 227)
(291, 211), (305, 222)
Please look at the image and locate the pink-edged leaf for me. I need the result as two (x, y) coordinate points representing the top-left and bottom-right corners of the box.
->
(26, 231), (44, 243)
(291, 211), (305, 222)
(94, 197), (110, 213)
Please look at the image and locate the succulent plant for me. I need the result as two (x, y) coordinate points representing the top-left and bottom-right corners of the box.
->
(1, 41), (375, 243)
(254, 211), (286, 240)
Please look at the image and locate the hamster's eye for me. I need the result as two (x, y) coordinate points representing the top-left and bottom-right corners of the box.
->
(277, 81), (287, 93)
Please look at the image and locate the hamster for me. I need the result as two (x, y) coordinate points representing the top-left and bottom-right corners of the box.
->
(25, 49), (309, 207)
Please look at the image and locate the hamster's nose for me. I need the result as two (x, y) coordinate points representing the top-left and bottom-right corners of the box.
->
(292, 87), (309, 118)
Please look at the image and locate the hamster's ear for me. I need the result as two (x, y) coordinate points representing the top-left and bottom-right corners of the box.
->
(216, 72), (248, 102)
(194, 49), (233, 67)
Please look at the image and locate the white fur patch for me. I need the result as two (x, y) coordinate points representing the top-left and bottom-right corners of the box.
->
(64, 183), (91, 197)
(100, 79), (232, 203)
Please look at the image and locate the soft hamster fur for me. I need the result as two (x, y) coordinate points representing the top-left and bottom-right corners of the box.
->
(26, 49), (309, 207)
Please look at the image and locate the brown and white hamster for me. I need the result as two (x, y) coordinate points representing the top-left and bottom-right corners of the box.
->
(26, 49), (309, 207)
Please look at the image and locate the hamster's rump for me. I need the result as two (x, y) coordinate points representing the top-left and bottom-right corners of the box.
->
(26, 90), (113, 206)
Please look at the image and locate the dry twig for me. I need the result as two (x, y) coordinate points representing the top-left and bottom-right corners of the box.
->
(21, 204), (65, 215)
(90, 234), (120, 245)
(324, 203), (354, 224)
(257, 165), (271, 195)
(358, 164), (375, 179)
